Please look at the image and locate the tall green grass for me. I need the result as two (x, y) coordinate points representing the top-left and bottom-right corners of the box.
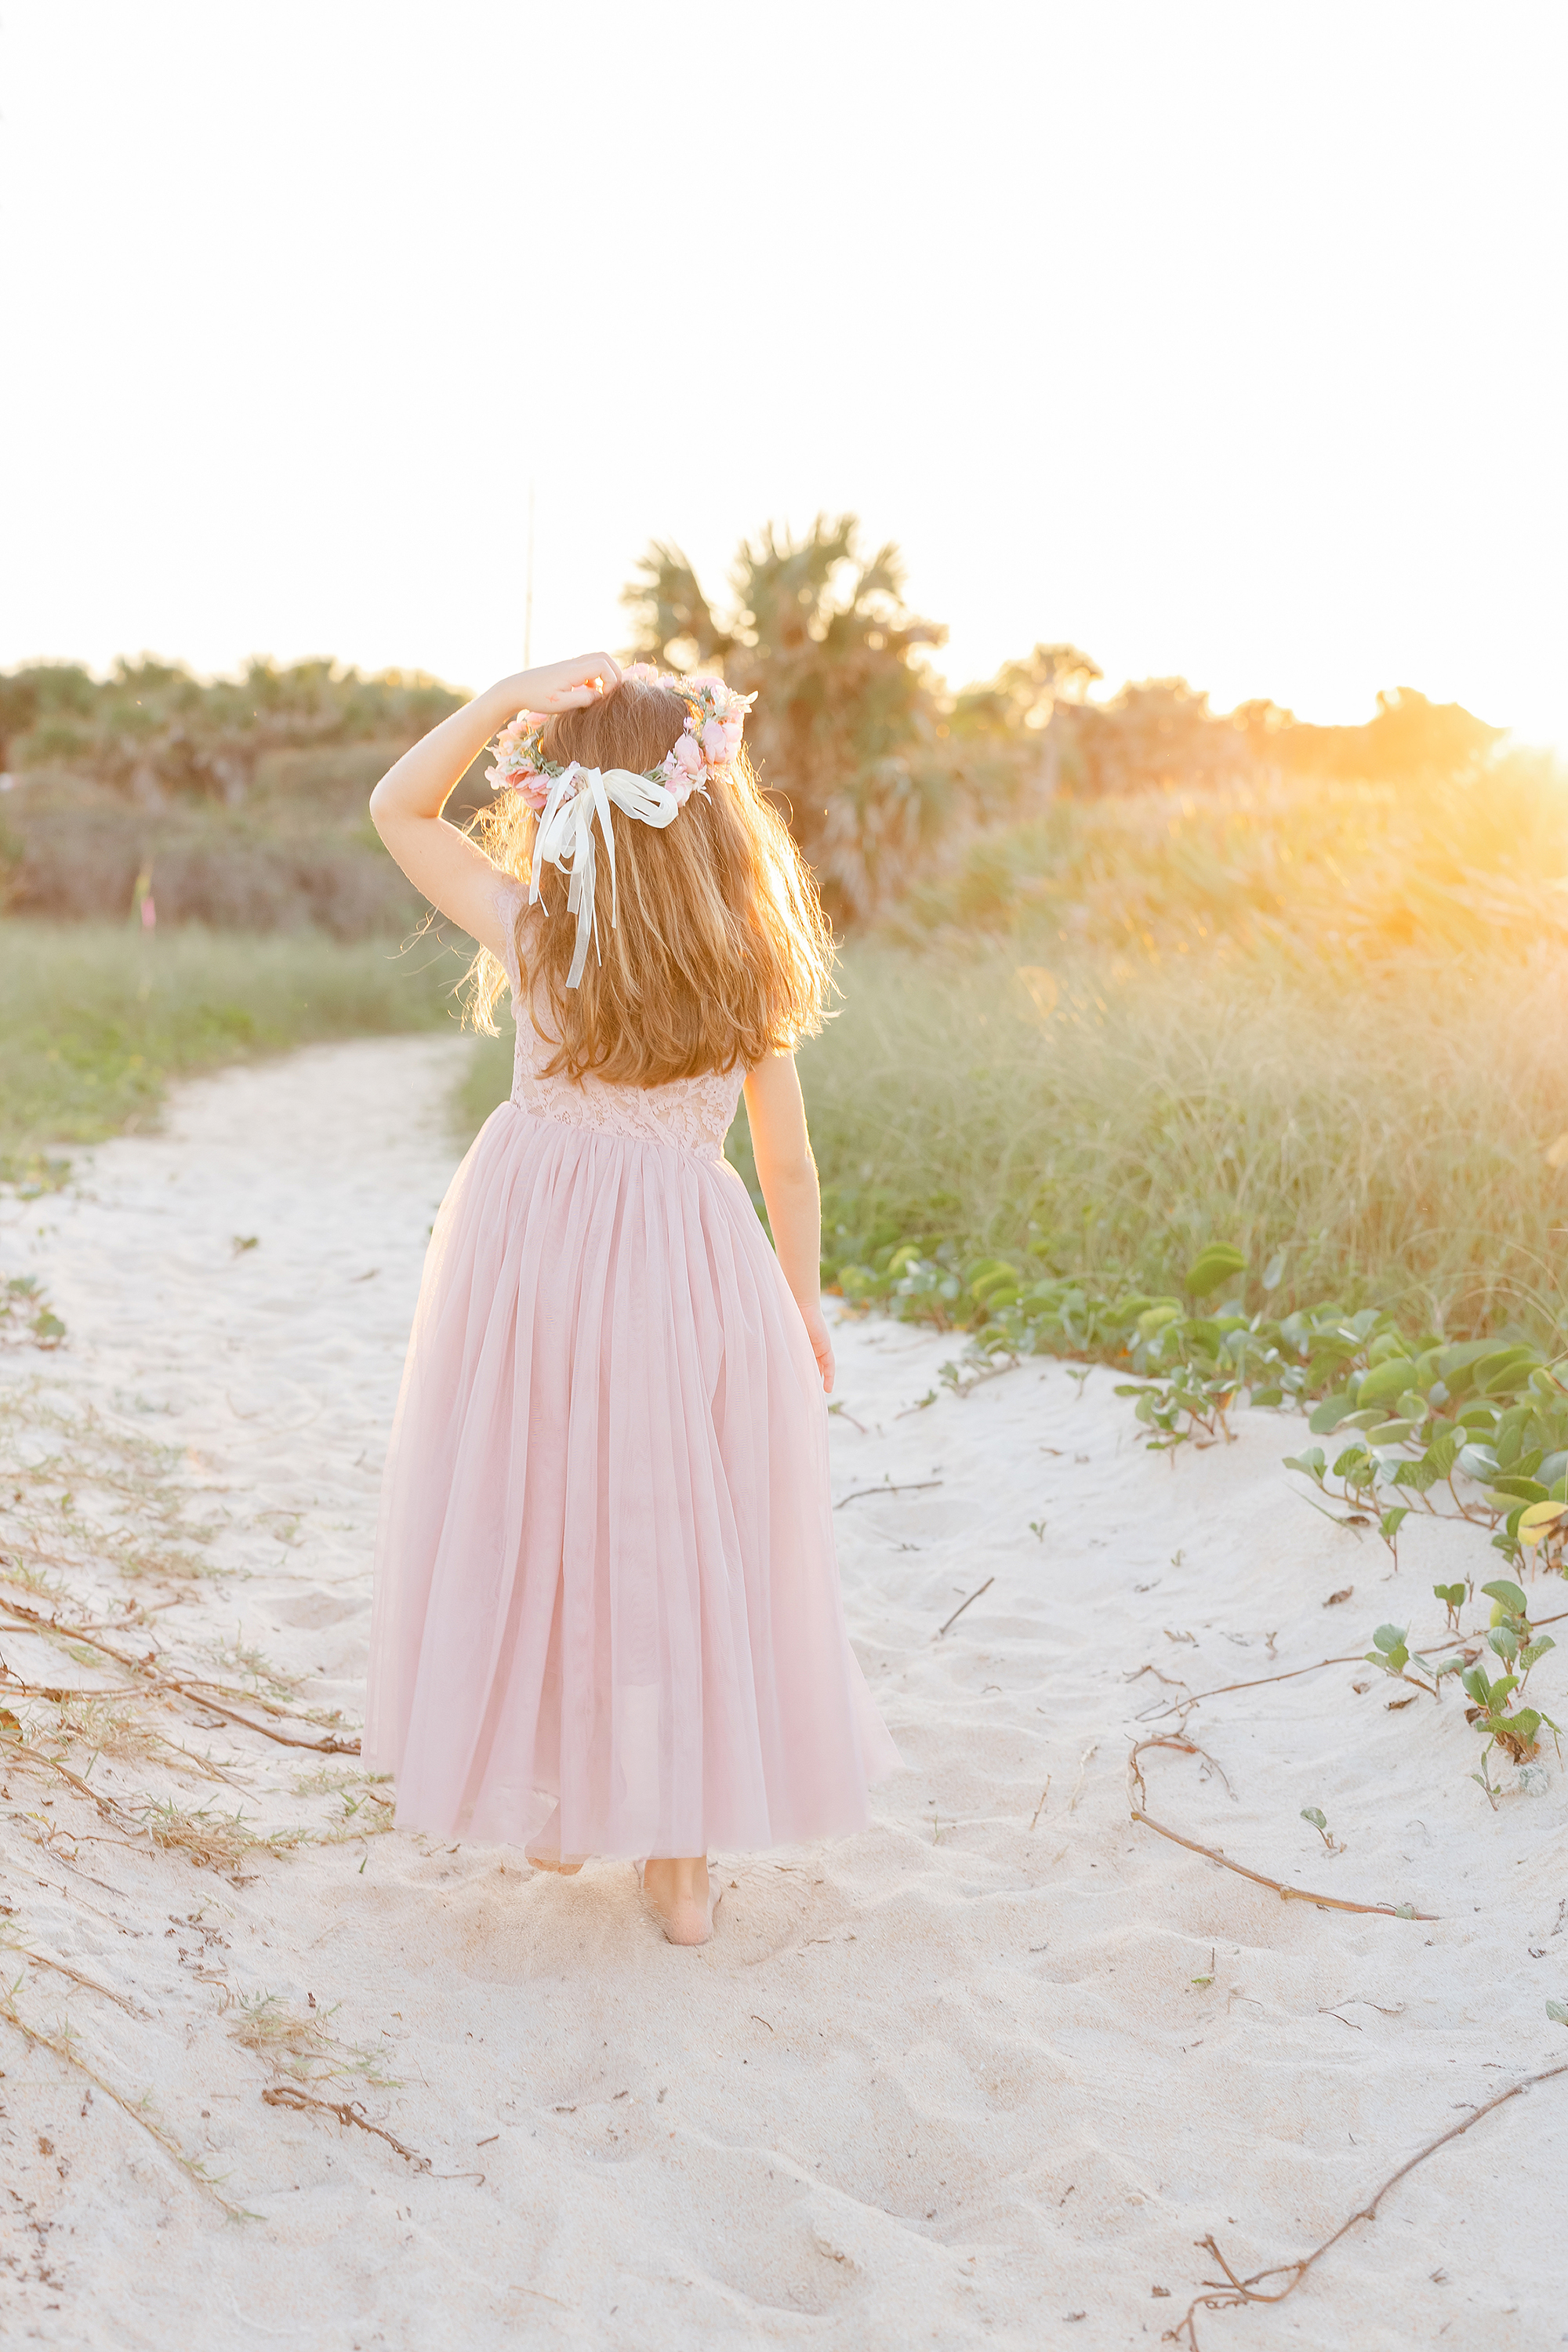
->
(804, 939), (1568, 1341)
(0, 918), (470, 1166)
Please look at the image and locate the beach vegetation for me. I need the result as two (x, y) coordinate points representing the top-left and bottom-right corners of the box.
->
(0, 1392), (224, 1588)
(0, 918), (469, 1166)
(229, 1991), (397, 2086)
(2, 1273), (65, 1348)
(136, 1797), (311, 1870)
(0, 655), (463, 808)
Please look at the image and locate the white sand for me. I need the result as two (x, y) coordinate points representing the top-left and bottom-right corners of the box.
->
(2, 1035), (1565, 2350)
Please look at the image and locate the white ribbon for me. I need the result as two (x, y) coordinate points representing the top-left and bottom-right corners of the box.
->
(528, 763), (683, 989)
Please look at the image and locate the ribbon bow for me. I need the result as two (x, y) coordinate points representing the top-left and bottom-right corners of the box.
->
(528, 763), (682, 988)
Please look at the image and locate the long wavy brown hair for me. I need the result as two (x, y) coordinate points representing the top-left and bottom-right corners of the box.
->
(463, 674), (834, 1086)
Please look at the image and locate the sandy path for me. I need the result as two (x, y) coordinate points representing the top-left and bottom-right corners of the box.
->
(1, 1036), (1564, 2350)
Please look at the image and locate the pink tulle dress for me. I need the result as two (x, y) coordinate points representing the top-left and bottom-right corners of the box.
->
(365, 877), (899, 1860)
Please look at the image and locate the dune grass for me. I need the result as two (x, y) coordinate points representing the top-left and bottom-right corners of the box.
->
(0, 916), (472, 1171)
(806, 938), (1568, 1341)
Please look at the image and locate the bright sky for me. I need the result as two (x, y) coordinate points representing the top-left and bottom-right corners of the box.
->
(2, 2), (1565, 742)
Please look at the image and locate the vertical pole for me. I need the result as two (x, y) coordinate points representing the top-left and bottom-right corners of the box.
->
(524, 478), (535, 669)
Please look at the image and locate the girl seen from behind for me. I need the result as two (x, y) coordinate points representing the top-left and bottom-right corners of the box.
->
(364, 652), (898, 1945)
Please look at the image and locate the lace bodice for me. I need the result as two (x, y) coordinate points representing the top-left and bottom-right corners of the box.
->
(492, 880), (745, 1160)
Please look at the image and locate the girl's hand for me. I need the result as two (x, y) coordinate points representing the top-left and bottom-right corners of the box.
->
(367, 652), (622, 961)
(800, 1299), (836, 1394)
(500, 652), (623, 717)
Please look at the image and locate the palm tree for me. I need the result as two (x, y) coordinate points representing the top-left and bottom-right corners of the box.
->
(622, 516), (948, 920)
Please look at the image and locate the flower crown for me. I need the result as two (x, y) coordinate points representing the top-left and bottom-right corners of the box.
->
(486, 665), (756, 815)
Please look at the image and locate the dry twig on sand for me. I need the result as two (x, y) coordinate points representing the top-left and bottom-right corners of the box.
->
(261, 2082), (431, 2172)
(165, 1689), (358, 1755)
(3, 1936), (143, 2014)
(2, 1715), (303, 1872)
(938, 1576), (994, 1636)
(0, 1986), (249, 2217)
(1172, 1654), (1364, 1708)
(1, 1597), (359, 1754)
(1069, 1740), (1100, 1811)
(834, 1479), (943, 1511)
(1127, 1738), (1437, 1921)
(2, 1733), (128, 1823)
(1165, 2062), (1568, 2347)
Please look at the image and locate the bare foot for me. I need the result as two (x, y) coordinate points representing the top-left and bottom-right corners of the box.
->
(641, 1857), (715, 1945)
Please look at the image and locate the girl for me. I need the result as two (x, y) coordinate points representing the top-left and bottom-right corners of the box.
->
(364, 652), (898, 1946)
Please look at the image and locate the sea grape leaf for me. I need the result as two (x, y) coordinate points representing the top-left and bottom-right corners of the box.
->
(1475, 1348), (1543, 1397)
(1488, 1477), (1548, 1506)
(1356, 1358), (1417, 1410)
(1185, 1245), (1247, 1300)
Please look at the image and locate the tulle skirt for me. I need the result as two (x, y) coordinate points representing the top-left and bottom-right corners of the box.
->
(365, 1102), (899, 1857)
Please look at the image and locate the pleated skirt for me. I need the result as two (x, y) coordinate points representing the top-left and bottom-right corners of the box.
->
(364, 1100), (899, 1857)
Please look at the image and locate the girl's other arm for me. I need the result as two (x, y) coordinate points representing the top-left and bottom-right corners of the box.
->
(368, 652), (622, 957)
(743, 1051), (834, 1393)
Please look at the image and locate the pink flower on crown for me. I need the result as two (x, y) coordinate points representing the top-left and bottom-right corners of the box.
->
(701, 717), (731, 764)
(513, 770), (550, 813)
(653, 753), (684, 804)
(672, 731), (703, 779)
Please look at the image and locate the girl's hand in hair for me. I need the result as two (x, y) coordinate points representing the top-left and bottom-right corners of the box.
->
(503, 652), (623, 716)
(367, 652), (620, 959)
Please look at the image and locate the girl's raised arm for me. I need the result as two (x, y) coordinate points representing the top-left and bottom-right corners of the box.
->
(743, 1050), (834, 1393)
(368, 652), (622, 956)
